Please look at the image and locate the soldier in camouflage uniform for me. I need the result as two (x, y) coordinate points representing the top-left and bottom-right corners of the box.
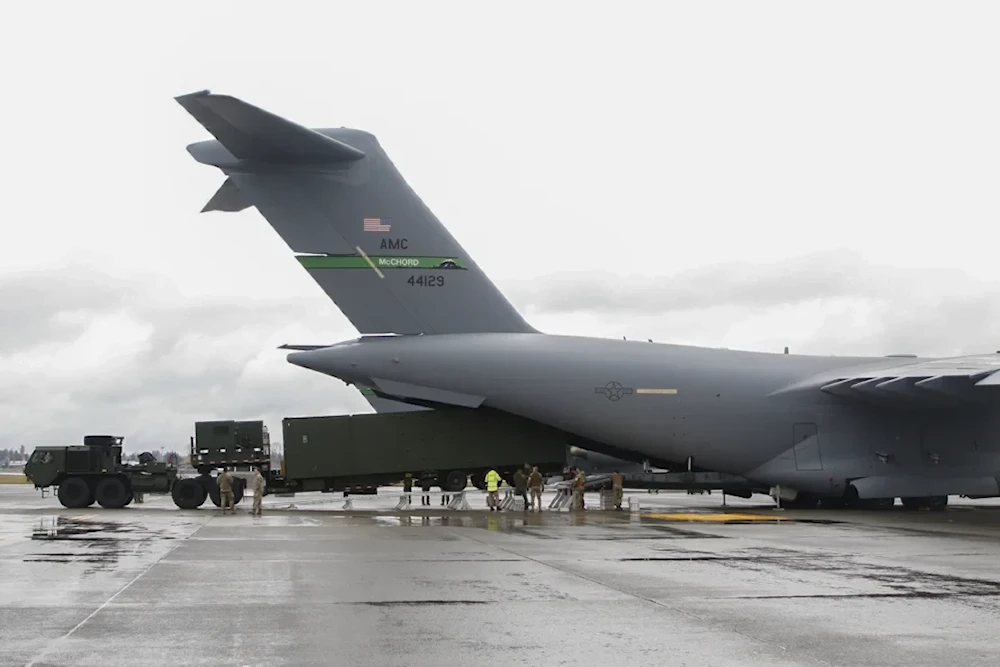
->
(611, 470), (624, 510)
(217, 467), (235, 514)
(572, 469), (586, 511)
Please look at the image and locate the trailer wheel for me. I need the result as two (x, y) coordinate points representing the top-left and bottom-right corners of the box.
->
(440, 470), (468, 493)
(95, 477), (129, 509)
(172, 478), (207, 510)
(57, 477), (92, 509)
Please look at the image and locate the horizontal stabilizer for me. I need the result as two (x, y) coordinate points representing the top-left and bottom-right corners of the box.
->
(175, 89), (366, 164)
(370, 378), (485, 408)
(202, 177), (250, 213)
(277, 344), (330, 351)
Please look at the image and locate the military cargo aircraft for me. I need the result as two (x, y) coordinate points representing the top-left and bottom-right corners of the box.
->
(176, 90), (1000, 510)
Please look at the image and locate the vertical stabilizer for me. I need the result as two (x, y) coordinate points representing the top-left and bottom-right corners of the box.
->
(176, 90), (535, 336)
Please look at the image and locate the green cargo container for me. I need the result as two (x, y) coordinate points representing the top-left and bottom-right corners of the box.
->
(282, 407), (569, 492)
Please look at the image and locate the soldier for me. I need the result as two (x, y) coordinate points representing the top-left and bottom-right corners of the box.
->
(217, 467), (235, 514)
(611, 470), (624, 511)
(251, 466), (265, 517)
(513, 467), (528, 511)
(485, 468), (502, 511)
(528, 466), (544, 511)
(403, 472), (413, 505)
(572, 469), (586, 511)
(420, 476), (432, 506)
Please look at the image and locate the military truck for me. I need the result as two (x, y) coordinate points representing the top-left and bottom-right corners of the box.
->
(24, 435), (180, 509)
(23, 427), (254, 510)
(25, 407), (570, 509)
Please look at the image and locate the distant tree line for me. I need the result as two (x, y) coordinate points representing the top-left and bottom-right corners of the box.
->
(0, 446), (27, 466)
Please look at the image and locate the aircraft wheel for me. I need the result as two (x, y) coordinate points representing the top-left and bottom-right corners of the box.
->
(783, 493), (819, 509)
(172, 478), (208, 510)
(927, 495), (948, 510)
(843, 484), (862, 509)
(57, 477), (92, 509)
(902, 496), (947, 511)
(95, 477), (130, 509)
(863, 497), (895, 510)
(440, 470), (468, 492)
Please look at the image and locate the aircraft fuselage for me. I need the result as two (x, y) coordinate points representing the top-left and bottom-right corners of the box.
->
(287, 333), (1000, 499)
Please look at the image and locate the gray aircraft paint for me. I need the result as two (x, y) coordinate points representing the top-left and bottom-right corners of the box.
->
(177, 90), (1000, 503)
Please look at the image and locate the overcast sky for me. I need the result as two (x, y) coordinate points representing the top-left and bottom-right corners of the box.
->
(2, 2), (998, 451)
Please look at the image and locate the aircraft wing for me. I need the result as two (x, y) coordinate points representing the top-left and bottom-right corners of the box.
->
(781, 353), (1000, 407)
(818, 353), (1000, 407)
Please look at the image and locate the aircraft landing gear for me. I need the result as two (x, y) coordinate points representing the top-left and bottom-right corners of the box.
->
(901, 496), (948, 511)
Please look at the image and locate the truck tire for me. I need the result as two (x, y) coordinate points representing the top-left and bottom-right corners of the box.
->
(470, 473), (486, 490)
(57, 477), (91, 509)
(172, 478), (207, 510)
(232, 478), (245, 505)
(440, 470), (468, 493)
(95, 477), (129, 509)
(203, 475), (221, 507)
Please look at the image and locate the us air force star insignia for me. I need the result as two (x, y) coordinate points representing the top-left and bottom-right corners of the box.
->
(595, 381), (633, 401)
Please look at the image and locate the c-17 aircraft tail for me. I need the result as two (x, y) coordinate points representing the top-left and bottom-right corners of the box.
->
(175, 90), (535, 340)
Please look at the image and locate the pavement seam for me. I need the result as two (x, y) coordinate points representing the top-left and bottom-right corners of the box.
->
(21, 515), (213, 667)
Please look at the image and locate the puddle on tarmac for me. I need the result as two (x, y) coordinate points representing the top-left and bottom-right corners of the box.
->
(24, 516), (160, 573)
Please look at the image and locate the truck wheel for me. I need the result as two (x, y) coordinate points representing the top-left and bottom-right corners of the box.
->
(95, 477), (129, 509)
(57, 477), (91, 509)
(439, 470), (467, 492)
(470, 473), (486, 490)
(232, 478), (245, 505)
(201, 475), (222, 507)
(172, 478), (207, 510)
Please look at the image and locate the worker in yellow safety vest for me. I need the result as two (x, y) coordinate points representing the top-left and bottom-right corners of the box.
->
(485, 469), (502, 511)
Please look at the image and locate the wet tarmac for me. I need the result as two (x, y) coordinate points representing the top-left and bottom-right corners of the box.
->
(2, 485), (1000, 666)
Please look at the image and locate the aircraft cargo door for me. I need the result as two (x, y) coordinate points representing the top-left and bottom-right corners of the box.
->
(792, 423), (822, 471)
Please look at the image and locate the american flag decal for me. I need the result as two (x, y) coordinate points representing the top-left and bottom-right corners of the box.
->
(363, 217), (391, 232)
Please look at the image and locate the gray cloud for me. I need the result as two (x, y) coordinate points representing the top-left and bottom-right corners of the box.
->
(504, 248), (974, 315)
(503, 248), (1000, 358)
(0, 267), (145, 352)
(0, 265), (365, 451)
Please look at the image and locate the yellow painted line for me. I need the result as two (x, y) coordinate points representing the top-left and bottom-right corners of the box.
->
(636, 388), (678, 395)
(646, 512), (787, 522)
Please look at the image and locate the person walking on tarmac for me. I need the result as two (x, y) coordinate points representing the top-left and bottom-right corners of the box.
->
(485, 468), (502, 511)
(217, 467), (235, 514)
(251, 466), (265, 517)
(513, 466), (529, 511)
(420, 476), (432, 506)
(611, 470), (624, 511)
(528, 466), (544, 511)
(403, 473), (413, 506)
(572, 469), (586, 511)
